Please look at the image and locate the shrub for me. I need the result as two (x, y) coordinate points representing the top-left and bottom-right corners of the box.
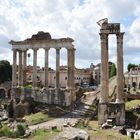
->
(0, 125), (14, 138)
(26, 84), (32, 88)
(15, 124), (26, 137)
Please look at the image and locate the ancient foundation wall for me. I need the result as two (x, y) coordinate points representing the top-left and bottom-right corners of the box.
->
(12, 88), (76, 106)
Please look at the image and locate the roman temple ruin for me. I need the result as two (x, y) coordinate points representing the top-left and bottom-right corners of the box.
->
(9, 31), (76, 106)
(97, 18), (125, 125)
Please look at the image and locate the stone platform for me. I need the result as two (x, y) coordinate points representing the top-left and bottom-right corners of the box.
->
(98, 102), (125, 126)
(12, 87), (76, 106)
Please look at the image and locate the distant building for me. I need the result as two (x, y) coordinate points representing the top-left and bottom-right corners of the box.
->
(91, 61), (114, 85)
(124, 67), (140, 89)
(25, 65), (92, 88)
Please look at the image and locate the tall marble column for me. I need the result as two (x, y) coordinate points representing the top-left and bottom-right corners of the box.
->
(116, 32), (124, 103)
(22, 50), (27, 86)
(44, 48), (49, 89)
(55, 48), (61, 90)
(18, 50), (22, 87)
(33, 48), (38, 88)
(67, 48), (75, 89)
(12, 49), (17, 87)
(100, 33), (109, 103)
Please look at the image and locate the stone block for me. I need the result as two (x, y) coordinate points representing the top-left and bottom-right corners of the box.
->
(98, 102), (125, 126)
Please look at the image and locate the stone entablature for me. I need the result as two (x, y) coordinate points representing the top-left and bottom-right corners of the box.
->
(10, 32), (74, 50)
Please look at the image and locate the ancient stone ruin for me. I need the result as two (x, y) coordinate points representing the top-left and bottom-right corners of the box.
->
(97, 18), (125, 125)
(9, 31), (76, 106)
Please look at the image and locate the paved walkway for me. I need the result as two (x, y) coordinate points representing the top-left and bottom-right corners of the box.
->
(52, 127), (89, 140)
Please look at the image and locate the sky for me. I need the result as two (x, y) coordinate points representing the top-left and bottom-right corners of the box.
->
(0, 0), (140, 71)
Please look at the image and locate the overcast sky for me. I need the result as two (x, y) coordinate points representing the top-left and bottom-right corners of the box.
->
(0, 0), (140, 71)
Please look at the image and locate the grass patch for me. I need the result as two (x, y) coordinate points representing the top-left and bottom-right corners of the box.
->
(29, 129), (60, 140)
(0, 124), (26, 138)
(75, 120), (87, 129)
(126, 100), (140, 110)
(24, 112), (50, 125)
(88, 121), (133, 140)
(91, 129), (133, 140)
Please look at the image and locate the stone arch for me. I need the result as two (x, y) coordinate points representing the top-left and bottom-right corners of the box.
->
(0, 87), (7, 99)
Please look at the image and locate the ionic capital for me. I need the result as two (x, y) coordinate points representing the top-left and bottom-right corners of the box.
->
(56, 47), (61, 51)
(32, 48), (39, 51)
(44, 48), (50, 51)
(67, 48), (76, 51)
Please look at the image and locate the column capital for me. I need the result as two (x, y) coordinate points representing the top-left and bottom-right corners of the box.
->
(56, 47), (61, 51)
(12, 48), (17, 51)
(116, 32), (125, 39)
(32, 48), (39, 51)
(22, 49), (28, 52)
(44, 48), (50, 51)
(99, 33), (108, 40)
(67, 48), (76, 51)
(18, 49), (22, 53)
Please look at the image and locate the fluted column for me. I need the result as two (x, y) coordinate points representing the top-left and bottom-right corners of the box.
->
(33, 48), (38, 88)
(22, 50), (27, 86)
(67, 48), (75, 89)
(55, 48), (61, 90)
(116, 32), (124, 103)
(44, 48), (49, 88)
(12, 49), (17, 87)
(100, 33), (109, 103)
(18, 50), (22, 87)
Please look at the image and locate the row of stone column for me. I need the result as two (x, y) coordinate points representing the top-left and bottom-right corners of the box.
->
(100, 32), (124, 103)
(12, 49), (27, 87)
(12, 48), (75, 90)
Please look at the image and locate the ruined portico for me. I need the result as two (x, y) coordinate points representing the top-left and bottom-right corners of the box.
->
(97, 18), (125, 125)
(10, 31), (76, 106)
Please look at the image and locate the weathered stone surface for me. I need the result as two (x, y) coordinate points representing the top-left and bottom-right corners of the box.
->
(29, 31), (52, 40)
(98, 19), (125, 125)
(7, 99), (14, 118)
(98, 102), (125, 126)
(10, 31), (76, 107)
(136, 117), (140, 130)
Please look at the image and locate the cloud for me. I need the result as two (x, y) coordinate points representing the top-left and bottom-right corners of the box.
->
(0, 0), (140, 71)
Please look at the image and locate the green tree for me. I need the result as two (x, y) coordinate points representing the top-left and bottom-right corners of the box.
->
(110, 63), (116, 78)
(127, 63), (138, 72)
(0, 60), (12, 84)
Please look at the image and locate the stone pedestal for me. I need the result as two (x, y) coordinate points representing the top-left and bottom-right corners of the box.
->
(98, 103), (108, 125)
(98, 102), (125, 126)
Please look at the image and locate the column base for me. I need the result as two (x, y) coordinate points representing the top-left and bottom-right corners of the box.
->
(115, 98), (124, 103)
(98, 102), (125, 126)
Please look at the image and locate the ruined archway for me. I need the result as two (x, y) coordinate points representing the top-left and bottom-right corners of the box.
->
(0, 88), (6, 99)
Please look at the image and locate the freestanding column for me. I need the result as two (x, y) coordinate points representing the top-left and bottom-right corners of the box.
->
(55, 48), (61, 90)
(100, 33), (109, 103)
(12, 49), (17, 87)
(18, 50), (22, 87)
(116, 32), (124, 103)
(67, 48), (75, 89)
(67, 48), (71, 89)
(33, 48), (38, 88)
(44, 48), (49, 89)
(22, 50), (27, 86)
